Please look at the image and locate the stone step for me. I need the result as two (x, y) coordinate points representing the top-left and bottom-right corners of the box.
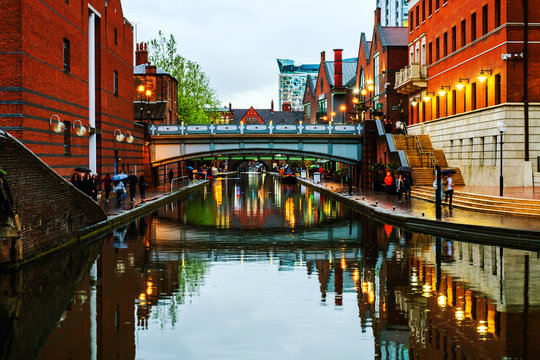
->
(414, 186), (540, 205)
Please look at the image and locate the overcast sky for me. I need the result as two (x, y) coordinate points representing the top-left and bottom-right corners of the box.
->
(123, 0), (375, 109)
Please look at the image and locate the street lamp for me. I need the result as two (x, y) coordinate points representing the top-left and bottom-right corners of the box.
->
(145, 89), (152, 122)
(331, 111), (336, 122)
(137, 85), (145, 120)
(497, 120), (506, 196)
(340, 104), (346, 123)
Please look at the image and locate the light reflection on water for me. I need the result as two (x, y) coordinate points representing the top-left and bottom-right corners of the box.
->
(4, 174), (537, 360)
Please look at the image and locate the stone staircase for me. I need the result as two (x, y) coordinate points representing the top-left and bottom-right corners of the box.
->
(393, 134), (464, 186)
(411, 186), (540, 217)
(534, 172), (540, 187)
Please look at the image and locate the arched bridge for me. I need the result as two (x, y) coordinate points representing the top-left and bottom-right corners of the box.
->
(149, 123), (363, 167)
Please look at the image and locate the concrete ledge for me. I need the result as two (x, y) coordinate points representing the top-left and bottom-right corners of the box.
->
(297, 178), (540, 249)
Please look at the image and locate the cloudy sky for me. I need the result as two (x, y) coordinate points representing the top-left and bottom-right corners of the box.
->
(123, 0), (376, 109)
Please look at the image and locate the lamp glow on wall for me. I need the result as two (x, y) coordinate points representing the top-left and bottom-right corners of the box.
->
(125, 131), (134, 143)
(49, 114), (65, 133)
(72, 120), (87, 136)
(456, 78), (469, 90)
(361, 88), (367, 96)
(411, 98), (418, 106)
(438, 86), (450, 96)
(367, 81), (374, 92)
(477, 69), (492, 82)
(423, 92), (433, 102)
(114, 129), (125, 142)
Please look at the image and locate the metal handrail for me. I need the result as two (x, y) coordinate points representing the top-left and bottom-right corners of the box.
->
(170, 176), (190, 192)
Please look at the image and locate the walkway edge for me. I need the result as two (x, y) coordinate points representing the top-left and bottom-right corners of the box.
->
(297, 178), (540, 248)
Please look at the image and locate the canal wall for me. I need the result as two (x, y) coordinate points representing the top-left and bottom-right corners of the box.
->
(0, 131), (106, 266)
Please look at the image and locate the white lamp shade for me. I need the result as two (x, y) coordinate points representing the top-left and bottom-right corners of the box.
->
(116, 133), (125, 142)
(53, 121), (65, 133)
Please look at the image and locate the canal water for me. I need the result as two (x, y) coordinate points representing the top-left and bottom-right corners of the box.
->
(1, 173), (539, 359)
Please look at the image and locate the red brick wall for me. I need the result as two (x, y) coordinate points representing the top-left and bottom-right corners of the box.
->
(0, 131), (106, 262)
(0, 0), (143, 179)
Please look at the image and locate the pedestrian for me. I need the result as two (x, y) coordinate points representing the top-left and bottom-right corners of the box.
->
(444, 174), (454, 209)
(139, 174), (147, 202)
(404, 173), (413, 199)
(168, 168), (174, 184)
(384, 171), (394, 197)
(113, 180), (126, 205)
(90, 173), (100, 201)
(102, 173), (113, 203)
(70, 172), (82, 191)
(127, 171), (138, 203)
(395, 174), (405, 202)
(318, 166), (324, 180)
(81, 173), (93, 197)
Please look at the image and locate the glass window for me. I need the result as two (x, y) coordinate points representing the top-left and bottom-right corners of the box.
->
(113, 70), (118, 96)
(63, 38), (70, 72)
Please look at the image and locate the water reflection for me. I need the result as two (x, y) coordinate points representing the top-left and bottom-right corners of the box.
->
(2, 175), (539, 359)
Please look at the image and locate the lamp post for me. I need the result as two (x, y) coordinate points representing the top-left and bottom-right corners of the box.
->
(340, 105), (346, 124)
(497, 121), (506, 196)
(145, 89), (152, 123)
(137, 85), (145, 120)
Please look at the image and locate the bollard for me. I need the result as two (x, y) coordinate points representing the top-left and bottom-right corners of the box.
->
(422, 212), (425, 216)
(393, 206), (395, 210)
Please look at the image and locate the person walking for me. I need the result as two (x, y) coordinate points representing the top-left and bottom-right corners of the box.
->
(70, 173), (82, 191)
(139, 174), (147, 202)
(127, 171), (138, 204)
(404, 173), (413, 200)
(384, 171), (394, 197)
(395, 174), (405, 202)
(81, 173), (93, 197)
(113, 180), (126, 206)
(102, 173), (113, 203)
(90, 174), (100, 201)
(444, 174), (454, 209)
(168, 168), (174, 184)
(318, 166), (324, 180)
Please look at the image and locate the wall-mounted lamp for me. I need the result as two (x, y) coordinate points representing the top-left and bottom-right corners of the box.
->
(125, 131), (134, 143)
(423, 92), (434, 102)
(456, 78), (469, 90)
(411, 98), (418, 106)
(72, 120), (87, 136)
(49, 114), (65, 133)
(114, 129), (125, 142)
(477, 69), (492, 82)
(438, 86), (451, 96)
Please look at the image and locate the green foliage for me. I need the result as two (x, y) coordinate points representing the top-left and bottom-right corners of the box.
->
(149, 31), (220, 124)
(386, 162), (400, 172)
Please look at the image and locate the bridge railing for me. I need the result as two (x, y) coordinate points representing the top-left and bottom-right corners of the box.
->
(149, 123), (363, 136)
(170, 176), (190, 192)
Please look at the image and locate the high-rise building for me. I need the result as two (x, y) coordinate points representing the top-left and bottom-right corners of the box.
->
(376, 0), (409, 26)
(277, 59), (319, 112)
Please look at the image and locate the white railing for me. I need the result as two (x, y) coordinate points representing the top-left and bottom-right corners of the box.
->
(395, 63), (427, 89)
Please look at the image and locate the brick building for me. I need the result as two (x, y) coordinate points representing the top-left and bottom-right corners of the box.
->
(232, 100), (303, 125)
(0, 0), (144, 178)
(302, 50), (358, 124)
(134, 43), (178, 125)
(396, 0), (540, 186)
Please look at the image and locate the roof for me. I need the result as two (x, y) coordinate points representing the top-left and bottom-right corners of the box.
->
(359, 33), (371, 60)
(231, 108), (304, 125)
(323, 58), (358, 88)
(277, 59), (319, 74)
(307, 75), (317, 96)
(134, 63), (172, 76)
(377, 25), (408, 47)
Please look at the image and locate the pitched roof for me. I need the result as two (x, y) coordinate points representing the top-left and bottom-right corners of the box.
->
(307, 75), (317, 97)
(377, 25), (408, 47)
(323, 58), (358, 88)
(134, 63), (171, 76)
(231, 109), (303, 125)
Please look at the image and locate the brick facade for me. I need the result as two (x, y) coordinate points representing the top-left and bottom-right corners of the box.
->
(0, 0), (144, 179)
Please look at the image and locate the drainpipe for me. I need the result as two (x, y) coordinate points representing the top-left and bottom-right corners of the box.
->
(524, 0), (529, 161)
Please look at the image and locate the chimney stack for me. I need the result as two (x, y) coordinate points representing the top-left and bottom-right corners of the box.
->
(375, 8), (381, 25)
(321, 51), (326, 63)
(136, 42), (149, 66)
(271, 100), (274, 113)
(229, 102), (232, 112)
(145, 62), (157, 74)
(334, 49), (343, 88)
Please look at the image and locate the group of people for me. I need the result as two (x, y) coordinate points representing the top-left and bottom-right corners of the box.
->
(384, 171), (413, 202)
(70, 170), (148, 205)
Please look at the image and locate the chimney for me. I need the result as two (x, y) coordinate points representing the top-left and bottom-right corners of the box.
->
(145, 62), (157, 74)
(271, 100), (274, 113)
(136, 42), (149, 66)
(321, 51), (326, 63)
(229, 102), (232, 112)
(375, 7), (381, 25)
(334, 49), (343, 88)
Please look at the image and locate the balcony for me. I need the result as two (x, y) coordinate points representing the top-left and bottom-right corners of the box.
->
(395, 63), (427, 94)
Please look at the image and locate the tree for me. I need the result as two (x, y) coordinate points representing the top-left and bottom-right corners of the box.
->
(149, 31), (220, 124)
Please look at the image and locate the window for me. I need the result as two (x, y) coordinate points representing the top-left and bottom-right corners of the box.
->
(435, 37), (440, 61)
(428, 42), (432, 64)
(428, 0), (432, 16)
(409, 12), (414, 31)
(480, 137), (485, 165)
(471, 13), (477, 41)
(461, 20), (466, 47)
(443, 32), (448, 57)
(436, 96), (440, 118)
(113, 70), (118, 95)
(64, 121), (71, 155)
(373, 53), (379, 95)
(422, 101), (426, 122)
(471, 82), (477, 110)
(416, 6), (419, 28)
(114, 28), (118, 45)
(435, 0), (439, 11)
(452, 90), (457, 114)
(495, 0), (501, 27)
(422, 0), (425, 21)
(452, 26), (456, 52)
(482, 5), (488, 35)
(63, 38), (70, 72)
(495, 74), (501, 105)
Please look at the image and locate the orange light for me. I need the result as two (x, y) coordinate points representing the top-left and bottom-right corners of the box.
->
(145, 89), (152, 97)
(340, 258), (346, 269)
(367, 84), (374, 91)
(361, 89), (367, 96)
(340, 105), (346, 112)
(331, 112), (336, 117)
(137, 85), (145, 92)
(353, 98), (359, 104)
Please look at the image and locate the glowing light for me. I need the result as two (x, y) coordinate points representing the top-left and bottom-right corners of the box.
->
(477, 321), (488, 337)
(137, 85), (145, 92)
(456, 83), (465, 90)
(422, 284), (432, 297)
(340, 257), (346, 269)
(353, 269), (360, 282)
(145, 89), (152, 97)
(437, 295), (447, 307)
(353, 98), (359, 104)
(411, 99), (418, 106)
(367, 84), (374, 91)
(340, 105), (346, 112)
(368, 291), (375, 304)
(477, 74), (487, 82)
(455, 309), (465, 321)
(139, 293), (146, 301)
(361, 89), (367, 96)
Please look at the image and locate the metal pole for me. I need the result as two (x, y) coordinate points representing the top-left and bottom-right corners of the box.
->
(435, 165), (442, 219)
(140, 91), (143, 120)
(500, 131), (504, 196)
(146, 94), (150, 123)
(348, 165), (352, 195)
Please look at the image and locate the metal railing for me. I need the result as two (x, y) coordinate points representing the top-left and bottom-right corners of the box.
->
(170, 176), (190, 192)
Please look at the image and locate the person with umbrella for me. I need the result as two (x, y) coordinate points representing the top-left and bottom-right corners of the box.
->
(112, 173), (128, 205)
(127, 171), (138, 204)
